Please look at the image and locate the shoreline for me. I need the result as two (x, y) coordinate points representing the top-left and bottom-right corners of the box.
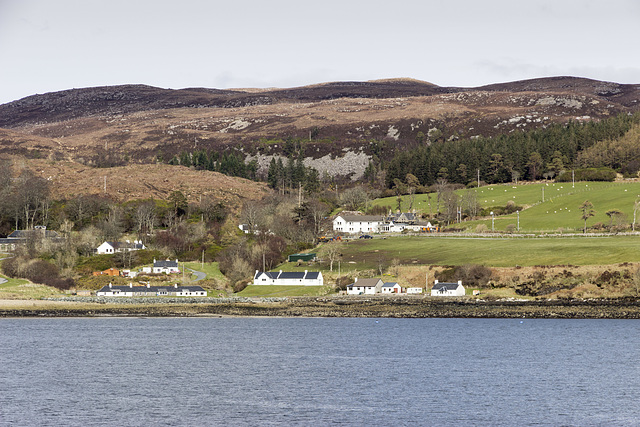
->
(2, 296), (640, 319)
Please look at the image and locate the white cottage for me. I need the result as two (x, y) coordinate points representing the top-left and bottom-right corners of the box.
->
(333, 214), (384, 234)
(142, 259), (180, 275)
(430, 280), (465, 296)
(96, 240), (146, 255)
(253, 270), (323, 286)
(406, 287), (424, 294)
(346, 278), (384, 295)
(97, 283), (206, 296)
(381, 282), (403, 294)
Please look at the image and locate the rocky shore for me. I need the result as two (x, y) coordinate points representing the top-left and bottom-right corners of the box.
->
(2, 296), (640, 318)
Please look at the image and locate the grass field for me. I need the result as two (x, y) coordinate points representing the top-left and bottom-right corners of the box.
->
(372, 181), (640, 232)
(0, 275), (63, 299)
(321, 235), (640, 269)
(237, 285), (333, 297)
(183, 261), (226, 282)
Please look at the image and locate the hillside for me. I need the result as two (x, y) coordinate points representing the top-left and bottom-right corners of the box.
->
(1, 155), (268, 207)
(1, 77), (638, 181)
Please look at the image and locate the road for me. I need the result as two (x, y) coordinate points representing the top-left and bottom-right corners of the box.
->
(186, 268), (206, 282)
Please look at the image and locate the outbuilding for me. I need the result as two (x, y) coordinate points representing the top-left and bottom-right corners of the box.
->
(430, 280), (465, 296)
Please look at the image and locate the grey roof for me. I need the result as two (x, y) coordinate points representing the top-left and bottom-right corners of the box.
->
(390, 212), (417, 222)
(433, 283), (462, 291)
(382, 282), (399, 288)
(348, 278), (383, 288)
(154, 260), (178, 268)
(7, 229), (60, 239)
(336, 214), (384, 222)
(255, 271), (321, 280)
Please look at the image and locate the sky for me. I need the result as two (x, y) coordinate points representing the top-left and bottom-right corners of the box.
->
(1, 0), (639, 104)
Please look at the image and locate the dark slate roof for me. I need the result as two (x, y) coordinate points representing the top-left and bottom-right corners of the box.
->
(7, 229), (60, 239)
(154, 260), (178, 268)
(382, 282), (399, 288)
(349, 278), (382, 288)
(336, 214), (384, 222)
(433, 283), (461, 291)
(255, 271), (321, 280)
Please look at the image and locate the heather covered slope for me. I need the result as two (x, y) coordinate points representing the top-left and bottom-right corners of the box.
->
(0, 77), (638, 179)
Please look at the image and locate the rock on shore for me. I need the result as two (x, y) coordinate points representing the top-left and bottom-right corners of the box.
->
(2, 296), (640, 318)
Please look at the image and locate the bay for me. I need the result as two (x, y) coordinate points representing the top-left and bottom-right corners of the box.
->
(1, 317), (639, 426)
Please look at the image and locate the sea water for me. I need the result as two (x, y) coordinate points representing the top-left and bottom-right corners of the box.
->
(1, 317), (639, 426)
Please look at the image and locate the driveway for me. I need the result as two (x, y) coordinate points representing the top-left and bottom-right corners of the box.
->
(187, 268), (206, 282)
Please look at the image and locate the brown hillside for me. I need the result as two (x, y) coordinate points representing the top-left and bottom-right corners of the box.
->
(0, 77), (638, 179)
(5, 156), (268, 207)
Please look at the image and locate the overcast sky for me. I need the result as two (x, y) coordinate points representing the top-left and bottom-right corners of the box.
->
(1, 0), (639, 104)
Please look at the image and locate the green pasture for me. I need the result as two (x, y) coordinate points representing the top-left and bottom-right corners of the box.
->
(237, 285), (332, 297)
(0, 275), (62, 299)
(334, 235), (640, 268)
(372, 181), (640, 232)
(183, 261), (226, 281)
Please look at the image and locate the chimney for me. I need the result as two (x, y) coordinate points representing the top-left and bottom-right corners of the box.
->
(458, 280), (462, 285)
(108, 282), (112, 288)
(146, 283), (150, 288)
(354, 277), (358, 283)
(174, 284), (178, 288)
(129, 283), (133, 288)
(434, 279), (439, 285)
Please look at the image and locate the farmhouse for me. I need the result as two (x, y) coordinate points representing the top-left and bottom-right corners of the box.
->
(142, 259), (180, 274)
(431, 280), (465, 296)
(333, 214), (384, 234)
(346, 278), (384, 295)
(1, 226), (61, 252)
(381, 282), (403, 294)
(96, 240), (146, 255)
(97, 283), (207, 297)
(253, 270), (323, 286)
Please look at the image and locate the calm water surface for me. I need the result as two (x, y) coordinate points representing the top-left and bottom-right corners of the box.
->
(1, 317), (639, 426)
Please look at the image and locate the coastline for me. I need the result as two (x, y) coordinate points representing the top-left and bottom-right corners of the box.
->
(2, 296), (640, 319)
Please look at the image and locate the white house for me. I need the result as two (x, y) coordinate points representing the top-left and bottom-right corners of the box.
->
(97, 283), (206, 297)
(333, 214), (384, 234)
(381, 282), (403, 294)
(96, 240), (146, 255)
(406, 287), (424, 294)
(142, 259), (180, 274)
(346, 278), (384, 295)
(253, 270), (324, 286)
(430, 280), (465, 296)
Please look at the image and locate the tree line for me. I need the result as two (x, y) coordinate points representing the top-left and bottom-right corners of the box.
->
(384, 113), (640, 188)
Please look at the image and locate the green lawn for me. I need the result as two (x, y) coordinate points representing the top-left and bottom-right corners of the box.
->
(334, 235), (640, 268)
(237, 285), (332, 297)
(0, 275), (63, 299)
(372, 181), (640, 233)
(183, 261), (226, 281)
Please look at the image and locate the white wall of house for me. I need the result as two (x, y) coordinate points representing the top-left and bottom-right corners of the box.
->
(381, 284), (402, 294)
(253, 271), (323, 286)
(347, 285), (379, 295)
(96, 242), (115, 254)
(333, 215), (383, 234)
(431, 280), (466, 296)
(407, 287), (424, 294)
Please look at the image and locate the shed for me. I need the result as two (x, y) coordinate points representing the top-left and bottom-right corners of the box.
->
(288, 253), (317, 262)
